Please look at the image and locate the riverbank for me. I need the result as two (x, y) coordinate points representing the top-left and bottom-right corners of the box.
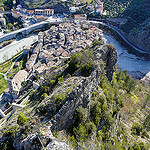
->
(0, 39), (15, 49)
(99, 24), (150, 60)
(104, 33), (150, 79)
(0, 35), (38, 63)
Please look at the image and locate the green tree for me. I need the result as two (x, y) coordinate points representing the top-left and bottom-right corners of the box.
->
(17, 113), (29, 126)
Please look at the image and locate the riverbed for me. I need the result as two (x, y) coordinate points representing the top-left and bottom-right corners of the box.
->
(104, 34), (150, 78)
(0, 35), (38, 63)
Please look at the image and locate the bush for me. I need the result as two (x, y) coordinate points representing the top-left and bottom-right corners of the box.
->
(131, 123), (143, 136)
(40, 93), (48, 101)
(143, 114), (150, 130)
(17, 113), (29, 126)
(21, 81), (28, 87)
(4, 124), (19, 138)
(75, 106), (88, 125)
(49, 80), (55, 87)
(69, 52), (82, 72)
(58, 76), (64, 84)
(130, 142), (147, 150)
(42, 86), (49, 93)
(92, 39), (103, 47)
(85, 121), (96, 135)
(141, 129), (149, 138)
(53, 94), (66, 105)
(81, 59), (93, 77)
(20, 122), (31, 134)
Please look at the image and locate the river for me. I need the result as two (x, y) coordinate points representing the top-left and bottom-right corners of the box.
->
(0, 35), (38, 63)
(104, 34), (150, 78)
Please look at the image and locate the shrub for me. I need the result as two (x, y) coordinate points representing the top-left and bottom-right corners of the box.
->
(81, 60), (93, 77)
(20, 122), (31, 134)
(21, 81), (27, 87)
(92, 39), (103, 47)
(141, 129), (149, 138)
(131, 123), (143, 136)
(90, 101), (102, 125)
(75, 106), (88, 125)
(58, 76), (64, 84)
(42, 86), (49, 93)
(143, 114), (150, 130)
(40, 93), (48, 101)
(17, 113), (29, 126)
(85, 121), (96, 135)
(4, 124), (19, 138)
(50, 80), (55, 87)
(69, 52), (82, 72)
(131, 142), (147, 150)
(53, 94), (66, 105)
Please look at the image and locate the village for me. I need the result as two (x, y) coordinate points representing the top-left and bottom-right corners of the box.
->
(0, 20), (106, 119)
(11, 0), (105, 27)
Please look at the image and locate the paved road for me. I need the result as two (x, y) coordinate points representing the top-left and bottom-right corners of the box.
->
(88, 20), (150, 54)
(0, 18), (63, 42)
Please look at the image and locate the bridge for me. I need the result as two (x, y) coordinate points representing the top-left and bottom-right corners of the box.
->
(0, 18), (63, 43)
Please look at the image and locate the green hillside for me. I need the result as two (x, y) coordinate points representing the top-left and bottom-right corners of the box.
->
(103, 0), (150, 32)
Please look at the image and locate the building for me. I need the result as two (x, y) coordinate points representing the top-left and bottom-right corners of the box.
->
(74, 14), (87, 20)
(69, 7), (79, 13)
(34, 9), (54, 16)
(12, 11), (21, 19)
(95, 7), (103, 14)
(26, 54), (38, 71)
(7, 70), (28, 99)
(95, 0), (103, 15)
(34, 15), (45, 22)
(26, 10), (34, 15)
(44, 9), (54, 16)
(23, 45), (31, 55)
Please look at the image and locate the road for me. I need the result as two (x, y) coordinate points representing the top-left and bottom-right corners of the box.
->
(0, 17), (63, 43)
(87, 20), (150, 54)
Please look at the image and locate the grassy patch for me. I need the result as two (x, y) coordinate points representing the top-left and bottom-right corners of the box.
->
(0, 52), (26, 94)
(0, 74), (7, 94)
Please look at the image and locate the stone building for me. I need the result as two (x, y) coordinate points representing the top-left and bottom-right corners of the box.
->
(7, 70), (28, 99)
(23, 45), (31, 55)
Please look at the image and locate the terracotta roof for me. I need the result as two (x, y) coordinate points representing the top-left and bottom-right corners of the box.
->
(44, 9), (54, 11)
(96, 7), (103, 10)
(27, 10), (34, 12)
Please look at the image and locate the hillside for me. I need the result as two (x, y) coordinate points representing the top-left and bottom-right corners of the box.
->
(0, 22), (150, 150)
(103, 0), (150, 30)
(103, 0), (150, 51)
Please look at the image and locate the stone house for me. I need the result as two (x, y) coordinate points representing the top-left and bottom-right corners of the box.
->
(74, 14), (87, 20)
(7, 70), (28, 99)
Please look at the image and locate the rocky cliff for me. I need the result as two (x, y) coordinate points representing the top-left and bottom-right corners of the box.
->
(50, 44), (117, 131)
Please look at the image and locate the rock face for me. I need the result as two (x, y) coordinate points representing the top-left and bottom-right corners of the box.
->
(127, 17), (150, 52)
(51, 44), (117, 131)
(20, 134), (72, 150)
(141, 71), (150, 84)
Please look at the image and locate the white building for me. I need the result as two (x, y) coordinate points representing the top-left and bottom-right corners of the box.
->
(34, 9), (54, 16)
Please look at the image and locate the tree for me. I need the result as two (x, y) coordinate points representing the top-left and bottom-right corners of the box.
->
(4, 0), (13, 10)
(17, 113), (29, 126)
